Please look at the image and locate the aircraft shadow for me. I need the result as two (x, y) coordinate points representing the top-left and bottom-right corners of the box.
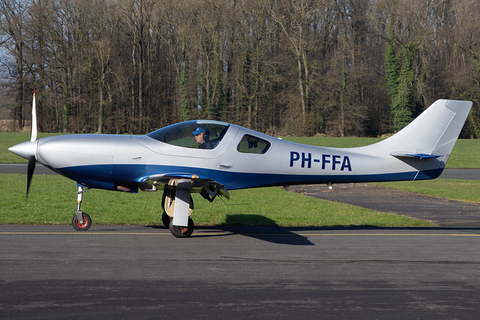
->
(146, 214), (315, 245)
(195, 214), (318, 245)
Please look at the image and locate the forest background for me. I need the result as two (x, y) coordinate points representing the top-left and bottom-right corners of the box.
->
(1, 0), (480, 138)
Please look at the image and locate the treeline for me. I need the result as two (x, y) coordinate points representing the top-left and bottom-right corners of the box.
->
(1, 0), (480, 137)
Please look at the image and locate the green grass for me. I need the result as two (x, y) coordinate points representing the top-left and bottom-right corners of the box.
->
(443, 139), (480, 169)
(0, 174), (432, 227)
(376, 179), (480, 204)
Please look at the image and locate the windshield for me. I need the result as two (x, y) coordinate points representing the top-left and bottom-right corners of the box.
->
(147, 120), (230, 149)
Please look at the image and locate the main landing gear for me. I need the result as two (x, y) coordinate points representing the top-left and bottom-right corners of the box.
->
(71, 186), (92, 231)
(161, 183), (195, 238)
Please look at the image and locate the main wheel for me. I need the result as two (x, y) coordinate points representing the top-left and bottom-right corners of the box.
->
(162, 211), (171, 228)
(169, 218), (194, 238)
(72, 212), (92, 231)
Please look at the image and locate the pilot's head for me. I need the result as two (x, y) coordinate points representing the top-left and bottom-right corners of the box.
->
(192, 127), (209, 144)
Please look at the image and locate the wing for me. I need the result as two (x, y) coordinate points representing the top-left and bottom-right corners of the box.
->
(140, 173), (230, 200)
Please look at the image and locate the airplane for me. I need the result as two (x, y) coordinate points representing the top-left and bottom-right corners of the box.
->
(9, 93), (472, 237)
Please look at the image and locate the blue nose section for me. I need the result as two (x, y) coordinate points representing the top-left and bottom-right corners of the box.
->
(8, 141), (37, 160)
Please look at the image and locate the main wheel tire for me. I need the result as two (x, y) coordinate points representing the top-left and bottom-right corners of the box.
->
(72, 213), (92, 231)
(169, 218), (194, 238)
(162, 211), (171, 228)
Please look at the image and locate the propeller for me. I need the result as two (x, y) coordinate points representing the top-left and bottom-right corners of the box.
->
(7, 90), (39, 199)
(26, 90), (38, 199)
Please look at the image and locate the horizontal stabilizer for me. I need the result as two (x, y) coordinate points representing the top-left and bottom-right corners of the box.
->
(389, 152), (441, 159)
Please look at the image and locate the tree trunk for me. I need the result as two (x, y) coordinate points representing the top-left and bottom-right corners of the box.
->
(298, 57), (306, 131)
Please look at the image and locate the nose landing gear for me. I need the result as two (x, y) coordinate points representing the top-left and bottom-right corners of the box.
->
(72, 186), (92, 231)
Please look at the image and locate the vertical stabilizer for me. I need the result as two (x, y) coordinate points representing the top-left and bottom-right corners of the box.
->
(378, 99), (472, 159)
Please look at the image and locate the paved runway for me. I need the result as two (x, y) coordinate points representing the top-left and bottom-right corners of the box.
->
(1, 225), (480, 319)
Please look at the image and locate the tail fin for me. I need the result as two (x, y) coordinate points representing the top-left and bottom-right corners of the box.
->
(380, 100), (472, 159)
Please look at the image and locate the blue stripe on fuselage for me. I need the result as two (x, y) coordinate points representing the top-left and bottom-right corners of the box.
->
(54, 164), (443, 190)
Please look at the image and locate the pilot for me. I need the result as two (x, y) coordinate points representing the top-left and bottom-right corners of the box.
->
(192, 127), (213, 149)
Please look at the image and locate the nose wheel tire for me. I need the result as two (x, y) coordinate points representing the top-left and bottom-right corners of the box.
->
(169, 218), (194, 238)
(72, 213), (92, 231)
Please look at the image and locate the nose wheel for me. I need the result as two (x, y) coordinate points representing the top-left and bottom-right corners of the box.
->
(72, 212), (92, 231)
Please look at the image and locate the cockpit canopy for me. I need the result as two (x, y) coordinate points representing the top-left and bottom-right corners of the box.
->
(147, 120), (230, 149)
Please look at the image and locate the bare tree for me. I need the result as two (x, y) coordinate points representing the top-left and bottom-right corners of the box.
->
(267, 0), (328, 134)
(0, 0), (29, 130)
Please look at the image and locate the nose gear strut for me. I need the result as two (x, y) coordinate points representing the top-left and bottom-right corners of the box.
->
(72, 186), (92, 231)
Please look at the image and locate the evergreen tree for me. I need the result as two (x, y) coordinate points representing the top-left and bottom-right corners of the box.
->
(384, 26), (399, 102)
(393, 43), (417, 130)
(384, 25), (417, 131)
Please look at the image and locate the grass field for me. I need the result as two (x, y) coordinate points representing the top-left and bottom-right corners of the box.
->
(376, 179), (480, 203)
(0, 174), (433, 227)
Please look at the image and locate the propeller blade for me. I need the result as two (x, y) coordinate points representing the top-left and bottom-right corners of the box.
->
(26, 155), (36, 199)
(30, 90), (37, 142)
(26, 90), (38, 199)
